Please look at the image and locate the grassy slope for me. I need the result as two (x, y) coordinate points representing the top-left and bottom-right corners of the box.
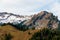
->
(0, 25), (39, 40)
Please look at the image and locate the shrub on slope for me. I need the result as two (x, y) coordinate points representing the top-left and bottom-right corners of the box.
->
(30, 28), (60, 40)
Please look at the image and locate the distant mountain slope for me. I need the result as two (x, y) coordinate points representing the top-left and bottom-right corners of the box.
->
(25, 11), (59, 29)
(0, 11), (60, 30)
(0, 12), (32, 24)
(0, 11), (60, 40)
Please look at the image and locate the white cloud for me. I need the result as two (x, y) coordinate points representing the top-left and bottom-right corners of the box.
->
(0, 0), (55, 15)
(49, 2), (60, 20)
(0, 0), (60, 20)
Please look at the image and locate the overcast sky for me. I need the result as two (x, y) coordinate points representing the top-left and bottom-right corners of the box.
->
(0, 0), (60, 19)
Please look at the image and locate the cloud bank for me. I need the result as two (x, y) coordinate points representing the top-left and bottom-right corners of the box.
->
(0, 0), (60, 19)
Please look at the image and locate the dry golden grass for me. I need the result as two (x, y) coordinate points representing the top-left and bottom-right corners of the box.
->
(0, 25), (39, 40)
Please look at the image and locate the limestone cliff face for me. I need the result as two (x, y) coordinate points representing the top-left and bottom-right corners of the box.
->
(25, 11), (59, 29)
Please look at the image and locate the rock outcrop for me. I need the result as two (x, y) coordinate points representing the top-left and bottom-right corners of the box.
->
(25, 11), (59, 29)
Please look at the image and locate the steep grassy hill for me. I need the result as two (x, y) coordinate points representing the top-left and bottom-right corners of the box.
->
(0, 25), (39, 40)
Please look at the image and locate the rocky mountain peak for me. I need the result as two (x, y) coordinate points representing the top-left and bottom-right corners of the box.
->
(25, 11), (59, 29)
(0, 11), (59, 30)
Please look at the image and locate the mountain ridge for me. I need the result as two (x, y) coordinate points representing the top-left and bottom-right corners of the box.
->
(0, 11), (60, 40)
(24, 11), (59, 29)
(0, 11), (60, 30)
(0, 12), (32, 23)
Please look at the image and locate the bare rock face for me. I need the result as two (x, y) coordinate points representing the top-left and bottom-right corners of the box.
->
(26, 11), (59, 29)
(0, 11), (59, 30)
